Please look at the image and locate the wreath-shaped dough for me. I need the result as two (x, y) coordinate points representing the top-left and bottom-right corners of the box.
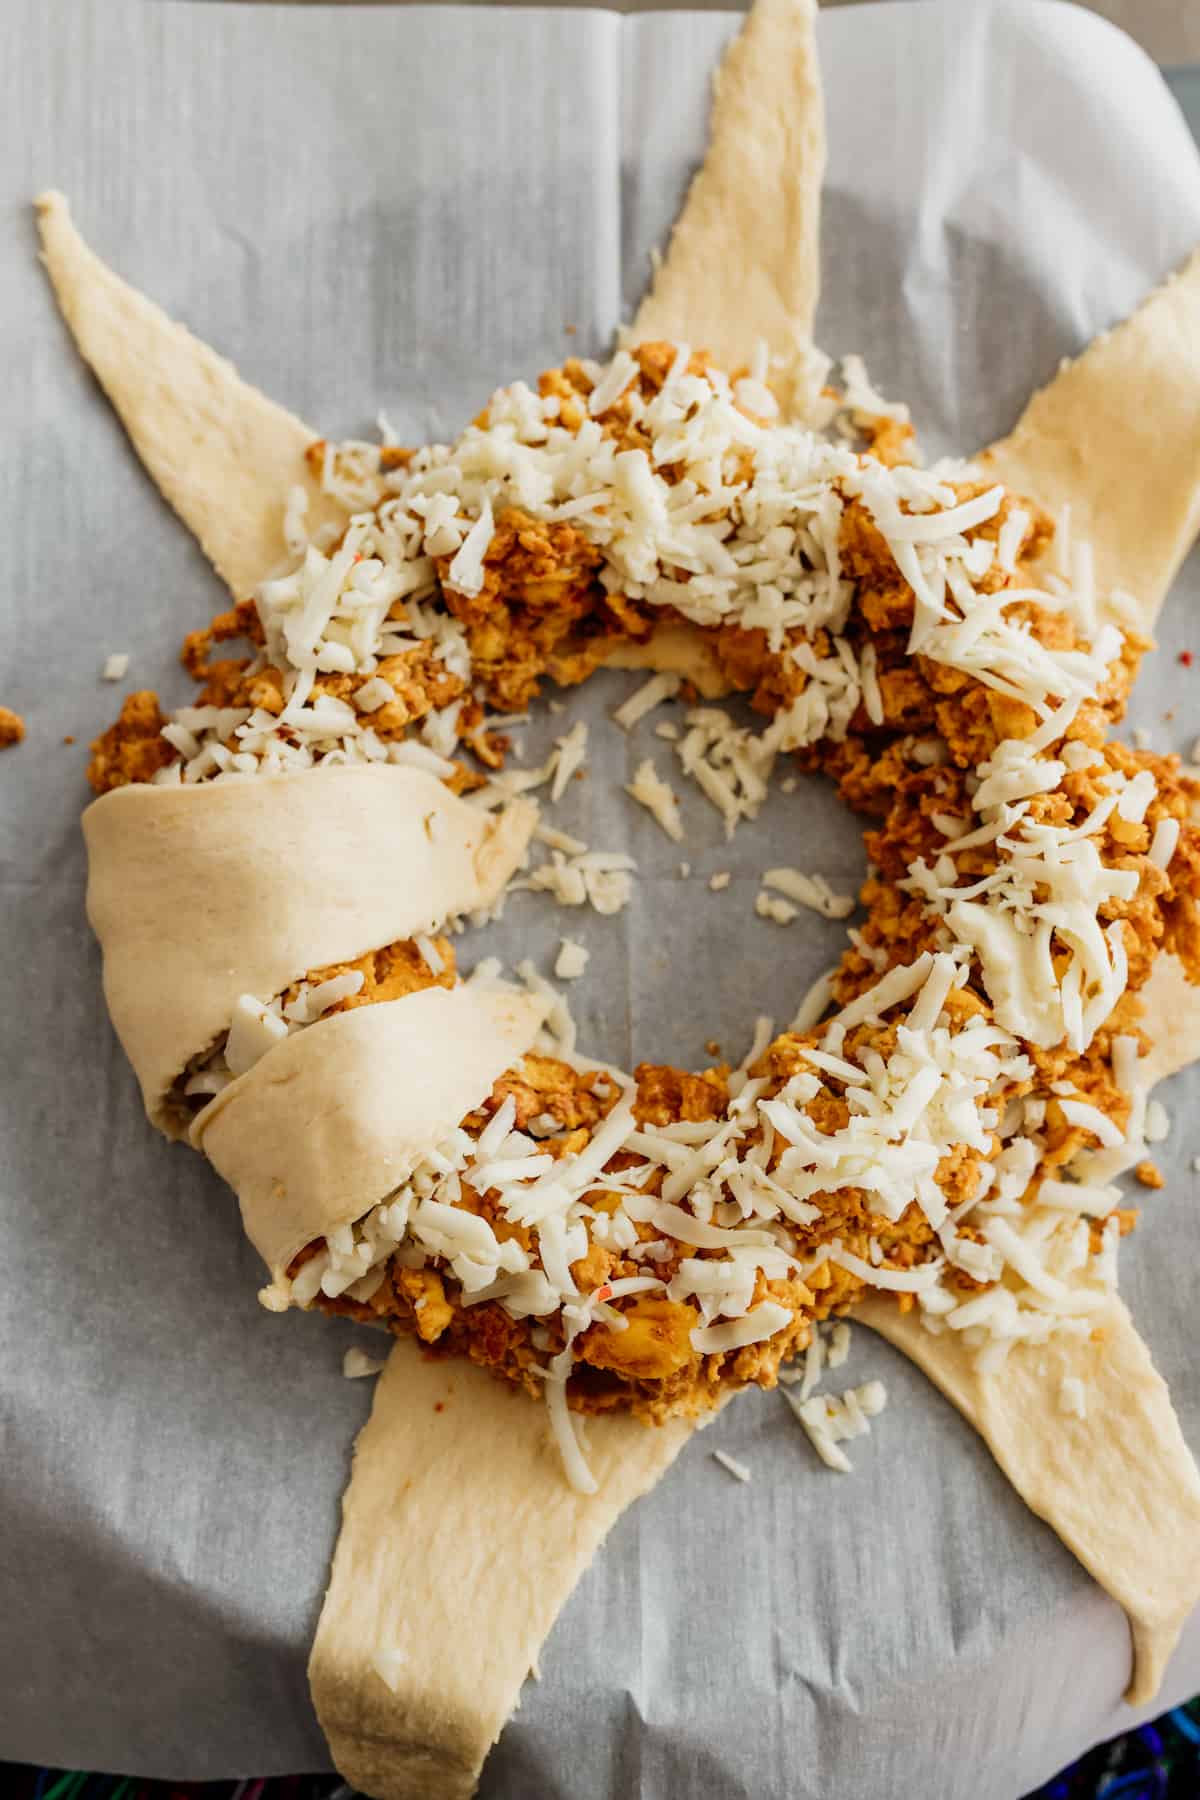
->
(35, 0), (1200, 1793)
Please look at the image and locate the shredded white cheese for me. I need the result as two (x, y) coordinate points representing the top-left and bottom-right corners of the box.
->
(626, 758), (685, 842)
(415, 935), (445, 976)
(1144, 1100), (1170, 1144)
(515, 845), (636, 916)
(761, 867), (856, 920)
(1148, 816), (1179, 869)
(711, 1448), (752, 1483)
(613, 672), (682, 731)
(1059, 1374), (1087, 1419)
(554, 938), (589, 981)
(756, 892), (799, 925)
(787, 1379), (888, 1473)
(224, 994), (288, 1077)
(550, 721), (588, 804)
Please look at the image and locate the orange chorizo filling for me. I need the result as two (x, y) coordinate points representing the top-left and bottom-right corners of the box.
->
(291, 1037), (994, 1424)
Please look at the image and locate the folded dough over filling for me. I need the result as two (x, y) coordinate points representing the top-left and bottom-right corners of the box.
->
(83, 765), (536, 1132)
(193, 982), (549, 1287)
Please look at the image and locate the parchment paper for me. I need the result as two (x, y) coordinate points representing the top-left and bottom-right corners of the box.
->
(4, 2), (1200, 1795)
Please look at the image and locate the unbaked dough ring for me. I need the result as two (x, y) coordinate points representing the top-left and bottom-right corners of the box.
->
(41, 0), (1200, 1785)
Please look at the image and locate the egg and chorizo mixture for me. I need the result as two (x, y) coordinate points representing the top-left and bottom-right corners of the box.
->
(88, 342), (1200, 1490)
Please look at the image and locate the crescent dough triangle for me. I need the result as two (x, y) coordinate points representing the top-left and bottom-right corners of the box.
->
(860, 1295), (1200, 1705)
(309, 1342), (694, 1800)
(1137, 951), (1200, 1087)
(35, 189), (346, 599)
(977, 249), (1200, 633)
(632, 0), (825, 401)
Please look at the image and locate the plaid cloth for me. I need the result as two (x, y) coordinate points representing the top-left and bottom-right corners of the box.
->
(7, 1708), (1200, 1800)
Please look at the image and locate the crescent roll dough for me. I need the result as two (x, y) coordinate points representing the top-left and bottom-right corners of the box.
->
(978, 248), (1200, 632)
(36, 188), (347, 601)
(192, 982), (549, 1285)
(83, 766), (536, 1131)
(860, 1296), (1200, 1705)
(632, 0), (825, 405)
(602, 621), (732, 698)
(308, 1339), (694, 1800)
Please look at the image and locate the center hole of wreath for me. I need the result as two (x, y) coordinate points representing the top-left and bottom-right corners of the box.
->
(469, 667), (869, 1074)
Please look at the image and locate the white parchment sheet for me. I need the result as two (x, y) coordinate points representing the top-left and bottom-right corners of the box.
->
(4, 2), (1200, 1793)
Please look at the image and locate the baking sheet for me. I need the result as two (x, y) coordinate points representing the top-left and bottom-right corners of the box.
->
(4, 1), (1200, 1794)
